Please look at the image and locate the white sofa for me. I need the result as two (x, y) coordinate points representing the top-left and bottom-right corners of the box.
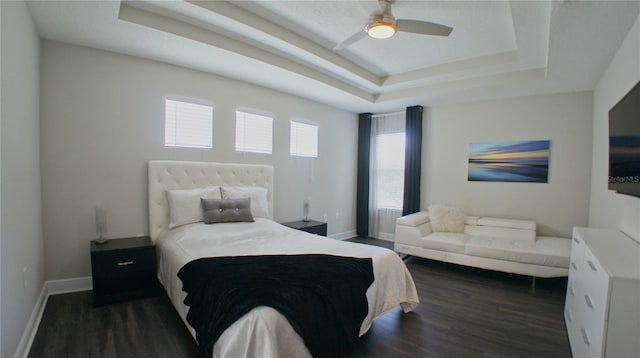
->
(394, 211), (571, 278)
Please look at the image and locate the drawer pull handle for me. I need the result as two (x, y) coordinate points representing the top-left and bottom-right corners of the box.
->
(117, 261), (134, 266)
(573, 237), (580, 244)
(565, 310), (573, 322)
(584, 294), (594, 309)
(587, 260), (597, 272)
(571, 262), (578, 270)
(581, 328), (590, 346)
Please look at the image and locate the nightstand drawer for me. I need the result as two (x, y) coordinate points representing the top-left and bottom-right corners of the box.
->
(300, 224), (327, 236)
(91, 246), (156, 279)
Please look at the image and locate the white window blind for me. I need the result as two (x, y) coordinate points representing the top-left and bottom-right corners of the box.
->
(376, 132), (406, 210)
(290, 120), (318, 158)
(235, 110), (273, 154)
(164, 99), (213, 149)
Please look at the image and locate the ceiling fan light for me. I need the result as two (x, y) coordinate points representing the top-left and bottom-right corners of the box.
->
(367, 22), (396, 39)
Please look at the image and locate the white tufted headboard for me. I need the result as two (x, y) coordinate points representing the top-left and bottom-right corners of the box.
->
(148, 160), (274, 241)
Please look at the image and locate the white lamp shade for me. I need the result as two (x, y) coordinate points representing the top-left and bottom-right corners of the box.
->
(303, 197), (311, 221)
(96, 207), (107, 239)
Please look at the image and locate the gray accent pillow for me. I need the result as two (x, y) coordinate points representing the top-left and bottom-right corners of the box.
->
(201, 198), (255, 224)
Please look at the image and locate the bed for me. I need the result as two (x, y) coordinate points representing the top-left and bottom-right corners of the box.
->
(148, 160), (419, 357)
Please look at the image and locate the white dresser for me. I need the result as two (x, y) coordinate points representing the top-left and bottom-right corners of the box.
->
(565, 227), (640, 357)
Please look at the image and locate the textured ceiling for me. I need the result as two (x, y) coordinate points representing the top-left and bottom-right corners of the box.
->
(26, 1), (640, 113)
(247, 1), (519, 75)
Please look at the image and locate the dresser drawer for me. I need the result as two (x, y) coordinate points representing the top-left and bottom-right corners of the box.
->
(569, 235), (586, 283)
(564, 284), (581, 323)
(570, 235), (585, 264)
(565, 305), (578, 331)
(573, 324), (605, 358)
(567, 323), (590, 358)
(582, 247), (611, 320)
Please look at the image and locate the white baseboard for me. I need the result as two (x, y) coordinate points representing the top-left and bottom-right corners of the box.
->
(13, 285), (47, 358)
(328, 229), (356, 241)
(14, 276), (92, 358)
(46, 276), (92, 295)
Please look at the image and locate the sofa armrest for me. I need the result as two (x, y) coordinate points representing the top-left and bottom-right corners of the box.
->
(395, 212), (432, 245)
(396, 211), (430, 227)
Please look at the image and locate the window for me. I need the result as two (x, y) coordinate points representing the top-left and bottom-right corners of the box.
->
(375, 132), (405, 210)
(164, 98), (213, 149)
(290, 120), (318, 158)
(235, 109), (273, 154)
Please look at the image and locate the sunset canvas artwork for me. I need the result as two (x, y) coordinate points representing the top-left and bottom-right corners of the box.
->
(468, 140), (550, 183)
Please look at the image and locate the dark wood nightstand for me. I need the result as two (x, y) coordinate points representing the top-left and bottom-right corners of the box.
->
(281, 220), (328, 236)
(90, 236), (161, 306)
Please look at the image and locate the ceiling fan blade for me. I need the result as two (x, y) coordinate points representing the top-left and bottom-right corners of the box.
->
(397, 19), (453, 36)
(333, 29), (368, 50)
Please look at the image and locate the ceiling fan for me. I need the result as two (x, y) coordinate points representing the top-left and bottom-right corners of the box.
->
(334, 0), (453, 50)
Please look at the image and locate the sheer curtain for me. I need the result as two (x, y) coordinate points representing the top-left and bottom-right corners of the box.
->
(368, 111), (405, 240)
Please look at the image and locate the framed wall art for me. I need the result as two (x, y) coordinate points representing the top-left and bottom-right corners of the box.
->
(468, 140), (550, 183)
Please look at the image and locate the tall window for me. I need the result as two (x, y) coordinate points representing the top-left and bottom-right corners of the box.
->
(368, 111), (406, 240)
(375, 132), (406, 209)
(290, 120), (318, 158)
(164, 98), (214, 149)
(235, 109), (273, 154)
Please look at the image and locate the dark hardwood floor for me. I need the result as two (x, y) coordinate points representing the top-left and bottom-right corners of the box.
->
(346, 236), (395, 250)
(29, 237), (570, 358)
(28, 290), (197, 358)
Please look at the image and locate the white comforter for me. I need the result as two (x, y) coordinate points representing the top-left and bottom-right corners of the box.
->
(156, 218), (419, 358)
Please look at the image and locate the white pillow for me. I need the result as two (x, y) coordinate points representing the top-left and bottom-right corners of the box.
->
(429, 204), (465, 233)
(221, 186), (270, 218)
(167, 186), (221, 229)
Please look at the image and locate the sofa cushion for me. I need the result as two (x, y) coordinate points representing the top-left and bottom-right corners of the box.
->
(477, 217), (536, 231)
(429, 205), (465, 233)
(464, 236), (571, 268)
(420, 232), (470, 254)
(465, 216), (479, 226)
(464, 225), (536, 242)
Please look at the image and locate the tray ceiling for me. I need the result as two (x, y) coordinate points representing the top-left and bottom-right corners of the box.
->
(27, 1), (640, 112)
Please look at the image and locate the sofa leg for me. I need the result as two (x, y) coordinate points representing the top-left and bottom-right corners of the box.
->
(531, 276), (536, 290)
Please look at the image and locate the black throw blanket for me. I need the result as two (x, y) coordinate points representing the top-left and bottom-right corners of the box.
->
(178, 254), (374, 358)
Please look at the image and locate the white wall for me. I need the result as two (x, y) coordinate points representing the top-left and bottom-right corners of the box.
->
(40, 41), (358, 280)
(589, 13), (640, 241)
(422, 91), (593, 237)
(1, 1), (45, 357)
